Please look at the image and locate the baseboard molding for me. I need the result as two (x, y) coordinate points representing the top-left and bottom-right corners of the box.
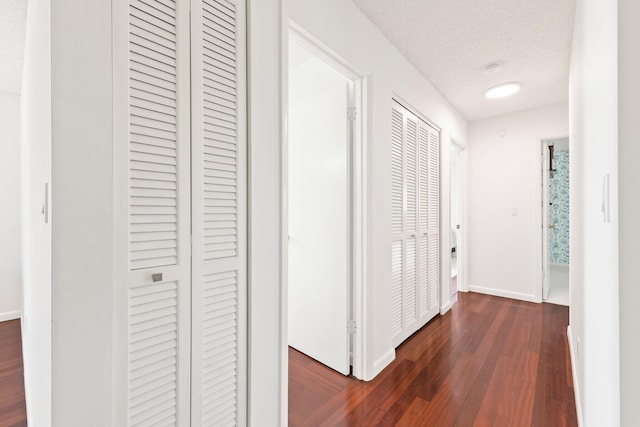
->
(467, 285), (537, 303)
(0, 310), (21, 322)
(567, 325), (583, 427)
(365, 348), (395, 381)
(440, 301), (453, 315)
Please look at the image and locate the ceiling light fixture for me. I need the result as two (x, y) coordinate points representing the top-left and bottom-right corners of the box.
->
(485, 82), (521, 99)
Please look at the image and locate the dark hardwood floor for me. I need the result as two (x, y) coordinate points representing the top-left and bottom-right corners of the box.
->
(289, 292), (577, 426)
(0, 319), (27, 427)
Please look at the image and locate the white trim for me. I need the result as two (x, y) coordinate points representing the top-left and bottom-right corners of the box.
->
(440, 301), (452, 315)
(366, 348), (395, 381)
(0, 310), (21, 322)
(284, 22), (368, 380)
(467, 285), (538, 303)
(567, 325), (583, 427)
(535, 135), (570, 303)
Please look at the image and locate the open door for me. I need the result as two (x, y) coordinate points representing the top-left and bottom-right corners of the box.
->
(287, 37), (352, 375)
(542, 142), (551, 300)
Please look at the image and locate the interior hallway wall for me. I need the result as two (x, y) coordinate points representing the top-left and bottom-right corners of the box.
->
(20, 0), (52, 423)
(467, 103), (568, 301)
(287, 0), (469, 381)
(0, 91), (22, 318)
(569, 0), (619, 424)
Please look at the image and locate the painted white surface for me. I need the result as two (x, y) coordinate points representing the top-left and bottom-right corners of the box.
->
(288, 39), (350, 375)
(0, 0), (27, 94)
(287, 0), (468, 381)
(248, 0), (284, 425)
(468, 103), (568, 301)
(50, 0), (114, 423)
(569, 0), (620, 424)
(0, 91), (22, 316)
(20, 0), (51, 423)
(351, 0), (576, 121)
(619, 1), (640, 424)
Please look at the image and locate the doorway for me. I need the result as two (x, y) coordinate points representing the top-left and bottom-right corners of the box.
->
(541, 137), (570, 306)
(450, 145), (461, 303)
(286, 28), (364, 377)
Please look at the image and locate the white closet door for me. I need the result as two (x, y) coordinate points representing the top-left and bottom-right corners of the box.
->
(427, 126), (441, 313)
(391, 105), (404, 341)
(191, 0), (247, 425)
(115, 0), (192, 425)
(404, 114), (419, 332)
(391, 101), (440, 347)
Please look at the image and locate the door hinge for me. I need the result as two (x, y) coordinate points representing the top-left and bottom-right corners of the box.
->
(347, 106), (357, 120)
(347, 320), (357, 334)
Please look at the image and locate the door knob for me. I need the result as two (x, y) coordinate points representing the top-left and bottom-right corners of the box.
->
(549, 224), (556, 229)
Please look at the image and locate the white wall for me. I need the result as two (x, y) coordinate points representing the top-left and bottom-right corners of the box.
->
(467, 104), (568, 302)
(20, 0), (52, 423)
(619, 1), (640, 424)
(569, 0), (619, 425)
(0, 91), (22, 319)
(247, 0), (284, 424)
(286, 0), (468, 381)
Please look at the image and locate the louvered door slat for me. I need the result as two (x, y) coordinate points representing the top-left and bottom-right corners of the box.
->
(391, 241), (403, 338)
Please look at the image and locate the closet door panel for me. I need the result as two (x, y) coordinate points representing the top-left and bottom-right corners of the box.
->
(191, 0), (247, 425)
(427, 127), (440, 312)
(391, 101), (440, 347)
(115, 0), (192, 425)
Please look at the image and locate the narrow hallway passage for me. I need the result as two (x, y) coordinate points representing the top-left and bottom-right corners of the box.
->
(289, 292), (577, 426)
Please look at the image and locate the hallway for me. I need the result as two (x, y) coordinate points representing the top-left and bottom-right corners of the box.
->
(289, 292), (577, 426)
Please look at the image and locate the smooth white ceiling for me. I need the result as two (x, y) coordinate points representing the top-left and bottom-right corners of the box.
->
(0, 0), (27, 94)
(351, 0), (576, 120)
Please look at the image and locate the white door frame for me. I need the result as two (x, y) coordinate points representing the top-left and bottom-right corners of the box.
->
(450, 142), (466, 295)
(283, 21), (368, 379)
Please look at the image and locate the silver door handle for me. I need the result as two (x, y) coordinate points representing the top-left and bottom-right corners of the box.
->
(152, 273), (163, 282)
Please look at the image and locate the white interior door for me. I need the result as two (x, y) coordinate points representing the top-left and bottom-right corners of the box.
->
(115, 0), (193, 424)
(392, 101), (440, 348)
(191, 0), (247, 425)
(542, 143), (551, 300)
(288, 38), (351, 375)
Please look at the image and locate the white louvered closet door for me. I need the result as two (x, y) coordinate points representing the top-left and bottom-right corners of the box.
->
(116, 0), (192, 425)
(114, 0), (246, 425)
(191, 0), (246, 426)
(391, 100), (440, 348)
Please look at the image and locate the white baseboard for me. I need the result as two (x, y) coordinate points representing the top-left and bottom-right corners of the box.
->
(440, 301), (453, 315)
(567, 325), (583, 427)
(365, 348), (395, 381)
(467, 285), (537, 303)
(0, 310), (21, 322)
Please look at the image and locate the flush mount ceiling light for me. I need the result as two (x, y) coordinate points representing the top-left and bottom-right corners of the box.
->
(485, 82), (521, 99)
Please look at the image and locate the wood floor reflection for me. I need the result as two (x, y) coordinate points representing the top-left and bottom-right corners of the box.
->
(288, 292), (577, 426)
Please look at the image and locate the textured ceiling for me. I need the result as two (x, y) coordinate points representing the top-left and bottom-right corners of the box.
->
(0, 0), (27, 94)
(351, 0), (576, 120)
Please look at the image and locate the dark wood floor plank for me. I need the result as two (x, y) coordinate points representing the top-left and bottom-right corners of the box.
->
(0, 320), (27, 427)
(289, 293), (578, 427)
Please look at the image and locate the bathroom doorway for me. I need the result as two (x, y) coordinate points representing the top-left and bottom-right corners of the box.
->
(541, 137), (569, 306)
(450, 145), (461, 303)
